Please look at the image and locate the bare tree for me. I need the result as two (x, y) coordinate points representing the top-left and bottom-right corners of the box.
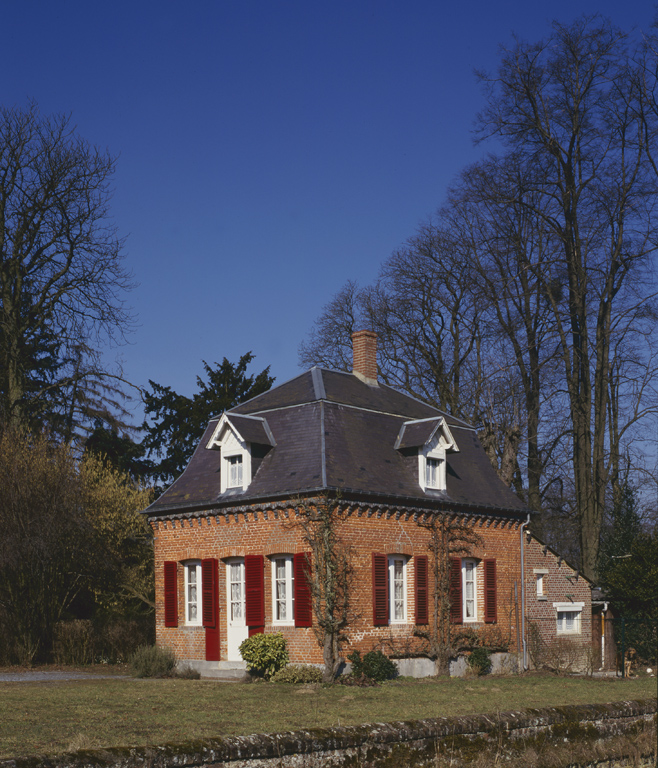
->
(475, 17), (658, 579)
(414, 513), (480, 675)
(293, 495), (353, 682)
(0, 103), (133, 437)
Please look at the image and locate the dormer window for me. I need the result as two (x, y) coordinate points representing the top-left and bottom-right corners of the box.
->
(227, 455), (243, 488)
(394, 416), (458, 495)
(206, 412), (275, 495)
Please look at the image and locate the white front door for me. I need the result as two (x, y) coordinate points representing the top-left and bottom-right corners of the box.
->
(226, 559), (248, 661)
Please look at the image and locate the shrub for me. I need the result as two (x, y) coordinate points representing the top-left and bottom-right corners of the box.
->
(348, 650), (397, 682)
(467, 647), (492, 676)
(53, 620), (95, 665)
(239, 632), (288, 679)
(271, 664), (323, 684)
(129, 644), (176, 678)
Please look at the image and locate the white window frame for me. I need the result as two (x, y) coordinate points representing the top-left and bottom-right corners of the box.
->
(184, 560), (202, 626)
(534, 569), (548, 599)
(227, 558), (246, 625)
(462, 558), (478, 623)
(553, 602), (584, 635)
(271, 555), (294, 625)
(388, 555), (408, 623)
(226, 454), (244, 488)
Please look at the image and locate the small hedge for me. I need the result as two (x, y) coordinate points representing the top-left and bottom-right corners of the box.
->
(467, 647), (492, 676)
(239, 632), (288, 679)
(271, 664), (323, 684)
(130, 644), (177, 678)
(348, 650), (397, 682)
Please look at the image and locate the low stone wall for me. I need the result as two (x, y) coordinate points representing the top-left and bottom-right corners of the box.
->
(3, 699), (655, 768)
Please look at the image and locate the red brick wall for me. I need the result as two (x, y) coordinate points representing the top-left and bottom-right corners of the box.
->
(152, 505), (527, 664)
(524, 533), (593, 666)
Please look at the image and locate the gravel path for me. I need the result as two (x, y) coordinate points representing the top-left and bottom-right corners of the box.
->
(0, 670), (130, 682)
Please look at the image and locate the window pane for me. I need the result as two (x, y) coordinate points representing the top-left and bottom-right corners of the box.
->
(426, 458), (438, 487)
(187, 565), (198, 622)
(230, 562), (243, 620)
(228, 456), (243, 487)
(393, 560), (404, 620)
(464, 561), (475, 619)
(275, 559), (287, 620)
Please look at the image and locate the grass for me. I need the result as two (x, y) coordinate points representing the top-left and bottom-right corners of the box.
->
(0, 671), (655, 758)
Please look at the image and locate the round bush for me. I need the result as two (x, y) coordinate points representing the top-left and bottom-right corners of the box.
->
(239, 632), (289, 679)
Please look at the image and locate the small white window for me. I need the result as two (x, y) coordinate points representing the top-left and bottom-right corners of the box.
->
(388, 556), (407, 622)
(425, 457), (441, 488)
(227, 455), (243, 488)
(462, 559), (477, 622)
(536, 573), (544, 596)
(554, 602), (583, 634)
(184, 561), (202, 625)
(272, 556), (294, 624)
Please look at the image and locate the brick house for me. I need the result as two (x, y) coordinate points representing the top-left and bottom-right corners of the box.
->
(145, 331), (591, 675)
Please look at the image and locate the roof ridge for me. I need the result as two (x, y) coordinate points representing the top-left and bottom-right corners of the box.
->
(311, 366), (326, 400)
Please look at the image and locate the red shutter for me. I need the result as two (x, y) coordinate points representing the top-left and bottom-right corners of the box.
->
(415, 555), (429, 625)
(294, 552), (313, 627)
(372, 553), (388, 626)
(163, 561), (178, 628)
(449, 558), (462, 624)
(484, 558), (497, 624)
(202, 558), (218, 628)
(245, 554), (265, 627)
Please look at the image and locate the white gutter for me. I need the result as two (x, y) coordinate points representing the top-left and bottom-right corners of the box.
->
(520, 513), (531, 670)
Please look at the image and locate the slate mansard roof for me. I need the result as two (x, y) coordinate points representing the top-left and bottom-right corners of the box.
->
(146, 367), (527, 517)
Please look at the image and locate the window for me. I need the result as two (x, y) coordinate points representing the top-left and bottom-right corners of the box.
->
(388, 555), (408, 623)
(229, 560), (245, 622)
(554, 602), (583, 634)
(425, 457), (441, 488)
(450, 558), (496, 624)
(272, 556), (294, 624)
(418, 444), (447, 492)
(534, 569), (548, 599)
(227, 455), (243, 488)
(184, 561), (202, 625)
(462, 559), (477, 622)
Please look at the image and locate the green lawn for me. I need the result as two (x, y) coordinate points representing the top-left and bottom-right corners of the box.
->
(0, 672), (655, 758)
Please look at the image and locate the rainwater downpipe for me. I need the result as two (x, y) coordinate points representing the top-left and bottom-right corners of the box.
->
(520, 513), (531, 670)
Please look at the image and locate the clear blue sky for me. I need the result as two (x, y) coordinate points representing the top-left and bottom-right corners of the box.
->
(2, 1), (654, 415)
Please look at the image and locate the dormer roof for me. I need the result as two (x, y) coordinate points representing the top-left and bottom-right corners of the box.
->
(394, 417), (459, 452)
(208, 413), (276, 449)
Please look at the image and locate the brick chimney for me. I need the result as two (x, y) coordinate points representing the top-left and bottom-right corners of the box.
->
(351, 330), (378, 386)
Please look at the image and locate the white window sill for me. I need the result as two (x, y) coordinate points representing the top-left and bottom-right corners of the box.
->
(272, 621), (294, 627)
(537, 596), (547, 601)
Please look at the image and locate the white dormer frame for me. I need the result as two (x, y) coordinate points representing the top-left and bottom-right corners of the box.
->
(416, 419), (458, 493)
(206, 414), (252, 493)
